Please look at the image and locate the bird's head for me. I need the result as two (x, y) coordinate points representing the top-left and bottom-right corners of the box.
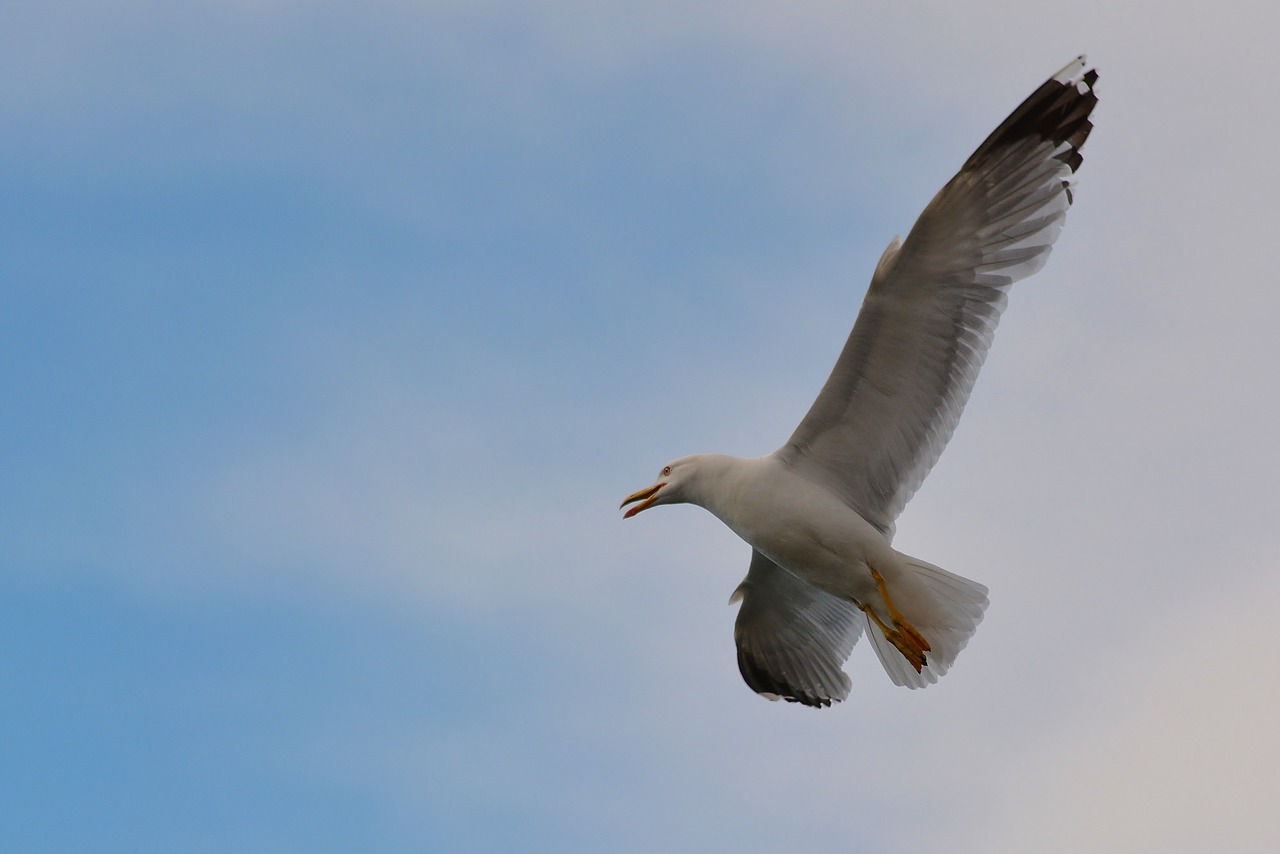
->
(620, 457), (698, 518)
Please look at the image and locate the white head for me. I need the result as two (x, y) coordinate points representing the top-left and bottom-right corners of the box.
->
(620, 455), (715, 518)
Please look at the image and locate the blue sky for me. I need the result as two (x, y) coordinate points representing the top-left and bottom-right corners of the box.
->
(5, 2), (1280, 852)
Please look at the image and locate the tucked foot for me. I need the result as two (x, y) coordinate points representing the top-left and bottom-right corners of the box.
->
(898, 620), (931, 658)
(857, 601), (929, 672)
(864, 566), (932, 671)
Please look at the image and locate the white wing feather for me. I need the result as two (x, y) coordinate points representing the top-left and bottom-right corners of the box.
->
(776, 57), (1098, 538)
(731, 551), (863, 707)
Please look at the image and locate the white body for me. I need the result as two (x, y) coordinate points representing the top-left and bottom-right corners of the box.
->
(690, 455), (897, 605)
(669, 452), (988, 690)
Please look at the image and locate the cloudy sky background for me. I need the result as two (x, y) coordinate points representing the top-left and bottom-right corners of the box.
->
(4, 1), (1279, 851)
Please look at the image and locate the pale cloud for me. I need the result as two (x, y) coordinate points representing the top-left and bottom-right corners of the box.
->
(975, 561), (1280, 853)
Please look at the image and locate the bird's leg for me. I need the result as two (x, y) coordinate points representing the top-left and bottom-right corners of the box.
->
(869, 566), (932, 654)
(857, 602), (927, 672)
(859, 566), (931, 672)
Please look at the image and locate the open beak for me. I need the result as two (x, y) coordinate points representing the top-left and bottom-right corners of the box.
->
(620, 482), (665, 518)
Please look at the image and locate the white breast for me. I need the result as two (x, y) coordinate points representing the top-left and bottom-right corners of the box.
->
(699, 456), (895, 602)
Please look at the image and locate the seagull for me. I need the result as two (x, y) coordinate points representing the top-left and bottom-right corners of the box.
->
(621, 57), (1098, 707)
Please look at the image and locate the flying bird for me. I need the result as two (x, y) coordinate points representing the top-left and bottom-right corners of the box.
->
(621, 57), (1098, 706)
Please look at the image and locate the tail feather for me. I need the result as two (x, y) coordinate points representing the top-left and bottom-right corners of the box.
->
(869, 556), (989, 689)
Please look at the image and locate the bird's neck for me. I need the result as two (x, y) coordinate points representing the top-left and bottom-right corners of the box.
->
(684, 453), (760, 520)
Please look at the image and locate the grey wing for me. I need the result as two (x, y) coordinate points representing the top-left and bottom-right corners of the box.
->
(730, 550), (864, 707)
(777, 58), (1099, 537)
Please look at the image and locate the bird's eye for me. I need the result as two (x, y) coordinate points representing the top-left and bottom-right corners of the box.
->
(662, 465), (671, 477)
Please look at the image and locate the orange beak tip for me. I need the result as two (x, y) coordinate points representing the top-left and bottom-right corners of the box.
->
(620, 482), (665, 518)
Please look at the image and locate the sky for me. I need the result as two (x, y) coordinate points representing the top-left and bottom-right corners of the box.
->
(4, 1), (1279, 851)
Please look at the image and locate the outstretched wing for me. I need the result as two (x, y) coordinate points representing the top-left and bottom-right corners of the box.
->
(777, 58), (1098, 537)
(731, 550), (864, 707)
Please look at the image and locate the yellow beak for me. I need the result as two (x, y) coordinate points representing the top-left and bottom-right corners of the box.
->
(620, 482), (665, 518)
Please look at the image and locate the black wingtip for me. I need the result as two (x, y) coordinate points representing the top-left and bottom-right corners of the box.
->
(962, 59), (1099, 180)
(736, 648), (839, 708)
